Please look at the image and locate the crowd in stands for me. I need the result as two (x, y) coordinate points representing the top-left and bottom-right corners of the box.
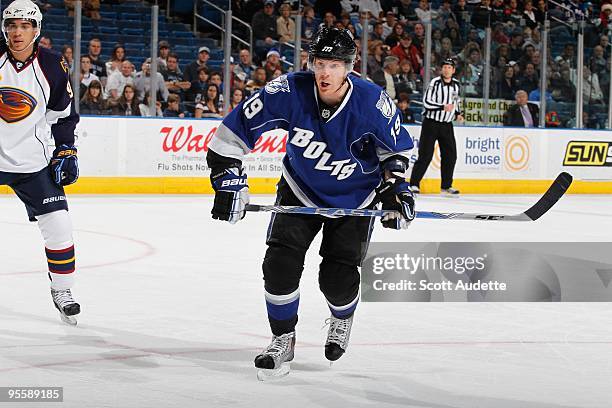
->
(38, 0), (612, 127)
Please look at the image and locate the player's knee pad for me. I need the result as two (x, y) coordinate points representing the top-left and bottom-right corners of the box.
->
(318, 258), (360, 307)
(262, 243), (306, 294)
(37, 210), (75, 290)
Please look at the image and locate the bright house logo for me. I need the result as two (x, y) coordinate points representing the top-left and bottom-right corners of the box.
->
(464, 135), (502, 169)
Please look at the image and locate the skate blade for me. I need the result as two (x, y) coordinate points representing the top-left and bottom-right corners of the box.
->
(256, 362), (290, 381)
(59, 313), (77, 326)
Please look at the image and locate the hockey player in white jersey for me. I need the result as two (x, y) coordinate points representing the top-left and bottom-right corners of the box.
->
(0, 0), (81, 325)
(207, 27), (415, 378)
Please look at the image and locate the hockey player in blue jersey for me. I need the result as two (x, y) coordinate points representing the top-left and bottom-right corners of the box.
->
(0, 0), (81, 325)
(207, 27), (415, 378)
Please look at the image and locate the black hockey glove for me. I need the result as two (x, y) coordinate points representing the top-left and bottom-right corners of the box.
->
(375, 178), (415, 230)
(210, 166), (249, 224)
(50, 144), (79, 186)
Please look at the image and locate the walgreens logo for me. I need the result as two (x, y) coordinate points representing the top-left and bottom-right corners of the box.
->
(160, 125), (287, 154)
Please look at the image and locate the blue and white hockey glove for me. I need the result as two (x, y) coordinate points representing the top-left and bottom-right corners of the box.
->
(375, 178), (415, 230)
(210, 166), (249, 224)
(50, 144), (79, 186)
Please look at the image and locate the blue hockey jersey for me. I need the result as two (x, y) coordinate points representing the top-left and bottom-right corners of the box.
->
(209, 71), (413, 209)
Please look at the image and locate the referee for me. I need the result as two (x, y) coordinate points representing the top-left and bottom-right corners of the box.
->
(410, 58), (464, 196)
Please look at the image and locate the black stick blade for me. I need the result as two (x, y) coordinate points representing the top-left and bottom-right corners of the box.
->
(523, 172), (573, 221)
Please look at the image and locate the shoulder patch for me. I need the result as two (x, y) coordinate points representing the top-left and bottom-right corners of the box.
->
(265, 74), (290, 94)
(60, 57), (69, 73)
(375, 90), (396, 124)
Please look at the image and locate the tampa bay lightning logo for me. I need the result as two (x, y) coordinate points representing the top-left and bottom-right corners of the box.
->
(0, 87), (37, 123)
(375, 91), (396, 124)
(265, 74), (290, 94)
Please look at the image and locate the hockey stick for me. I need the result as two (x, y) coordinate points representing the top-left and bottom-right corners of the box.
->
(245, 172), (573, 222)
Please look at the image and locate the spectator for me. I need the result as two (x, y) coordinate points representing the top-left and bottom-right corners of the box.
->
(391, 34), (422, 74)
(183, 46), (210, 83)
(431, 28), (444, 54)
(508, 31), (524, 62)
(518, 63), (538, 94)
(134, 59), (169, 102)
(590, 45), (607, 78)
(550, 67), (576, 102)
(232, 72), (250, 98)
(301, 6), (318, 42)
(320, 11), (336, 30)
(109, 84), (141, 116)
(396, 58), (419, 94)
(528, 79), (553, 103)
(106, 44), (125, 77)
(412, 22), (426, 52)
(246, 67), (267, 93)
(534, 0), (546, 25)
(39, 36), (52, 49)
(582, 66), (605, 105)
(61, 45), (73, 72)
(87, 38), (107, 81)
(557, 44), (576, 69)
(163, 94), (185, 118)
(496, 64), (519, 99)
(523, 0), (538, 29)
(373, 56), (400, 100)
(226, 88), (246, 114)
(472, 0), (494, 29)
(503, 90), (539, 127)
(139, 91), (163, 117)
(367, 40), (386, 76)
(370, 23), (384, 42)
(252, 0), (279, 58)
(415, 0), (437, 22)
(157, 40), (171, 76)
(439, 37), (454, 60)
(187, 66), (209, 105)
(397, 94), (415, 124)
(79, 80), (107, 115)
(105, 60), (134, 101)
(298, 49), (308, 71)
(385, 23), (404, 48)
(452, 0), (469, 29)
(504, 0), (522, 25)
(65, 0), (100, 20)
(79, 55), (100, 98)
(234, 48), (257, 79)
(599, 35), (610, 59)
(382, 11), (397, 39)
(277, 3), (295, 43)
(195, 84), (223, 118)
(164, 53), (191, 98)
(263, 49), (283, 81)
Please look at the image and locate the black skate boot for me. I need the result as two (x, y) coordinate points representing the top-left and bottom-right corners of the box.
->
(254, 332), (295, 380)
(51, 288), (80, 326)
(324, 314), (354, 362)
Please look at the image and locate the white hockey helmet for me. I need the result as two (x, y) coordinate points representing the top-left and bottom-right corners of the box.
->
(2, 0), (43, 42)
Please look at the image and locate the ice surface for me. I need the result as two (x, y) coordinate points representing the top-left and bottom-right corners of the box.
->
(1, 194), (611, 408)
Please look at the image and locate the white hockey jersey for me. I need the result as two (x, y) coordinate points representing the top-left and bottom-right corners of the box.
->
(0, 41), (78, 173)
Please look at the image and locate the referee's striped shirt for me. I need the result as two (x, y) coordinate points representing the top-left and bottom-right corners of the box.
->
(422, 76), (462, 123)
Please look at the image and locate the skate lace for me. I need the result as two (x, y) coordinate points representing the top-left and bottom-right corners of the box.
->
(52, 289), (75, 308)
(323, 317), (352, 348)
(263, 333), (293, 358)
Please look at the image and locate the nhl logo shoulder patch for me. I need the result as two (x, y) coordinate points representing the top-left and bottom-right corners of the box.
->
(375, 90), (396, 124)
(265, 74), (290, 94)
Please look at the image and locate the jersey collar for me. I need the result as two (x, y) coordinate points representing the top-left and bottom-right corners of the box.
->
(313, 75), (353, 123)
(6, 44), (39, 73)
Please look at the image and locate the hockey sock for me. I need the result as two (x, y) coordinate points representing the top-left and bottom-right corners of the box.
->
(37, 211), (75, 290)
(326, 294), (359, 319)
(265, 288), (299, 336)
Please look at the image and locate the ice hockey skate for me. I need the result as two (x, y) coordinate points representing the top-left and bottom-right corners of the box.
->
(324, 314), (354, 364)
(254, 332), (295, 381)
(51, 289), (80, 326)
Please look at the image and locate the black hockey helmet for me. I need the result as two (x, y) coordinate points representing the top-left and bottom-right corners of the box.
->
(308, 27), (357, 72)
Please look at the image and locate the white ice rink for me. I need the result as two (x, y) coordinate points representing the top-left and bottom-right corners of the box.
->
(1, 193), (612, 408)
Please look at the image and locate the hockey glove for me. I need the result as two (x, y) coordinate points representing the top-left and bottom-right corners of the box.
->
(210, 166), (249, 224)
(50, 144), (79, 186)
(375, 178), (415, 230)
